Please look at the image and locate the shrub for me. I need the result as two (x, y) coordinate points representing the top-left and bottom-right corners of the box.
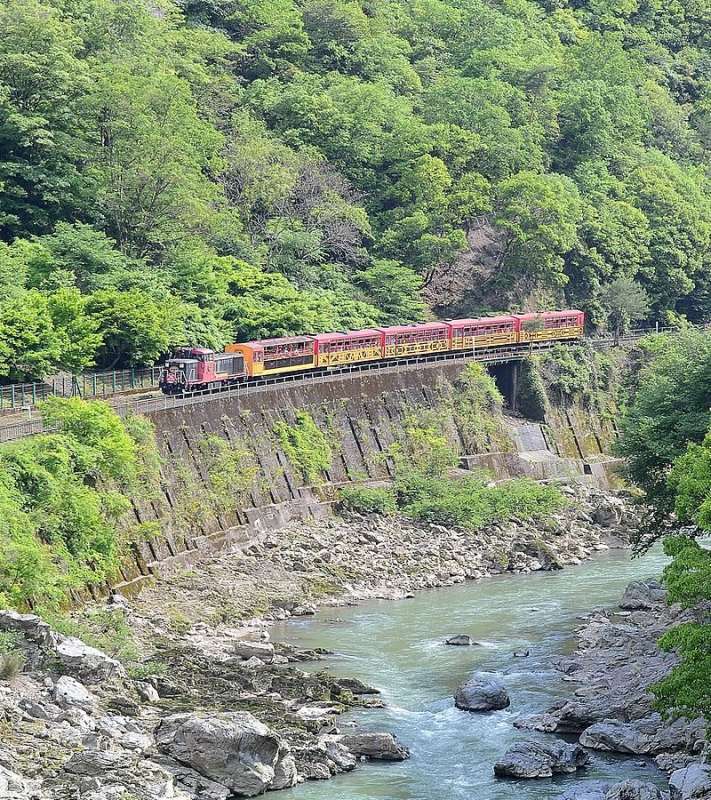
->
(273, 410), (332, 483)
(0, 398), (163, 610)
(339, 485), (397, 515)
(451, 363), (511, 452)
(0, 651), (25, 681)
(517, 357), (549, 421)
(399, 473), (566, 531)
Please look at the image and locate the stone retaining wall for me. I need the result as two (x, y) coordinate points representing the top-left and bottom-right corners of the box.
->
(94, 362), (619, 601)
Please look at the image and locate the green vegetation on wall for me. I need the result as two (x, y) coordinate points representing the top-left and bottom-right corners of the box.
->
(0, 398), (161, 609)
(273, 410), (332, 483)
(339, 385), (564, 532)
(446, 363), (512, 453)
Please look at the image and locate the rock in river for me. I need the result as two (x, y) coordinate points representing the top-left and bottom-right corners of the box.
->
(669, 763), (711, 799)
(155, 711), (297, 796)
(556, 781), (666, 800)
(619, 580), (666, 610)
(445, 634), (475, 646)
(338, 732), (410, 761)
(494, 739), (589, 779)
(454, 673), (510, 712)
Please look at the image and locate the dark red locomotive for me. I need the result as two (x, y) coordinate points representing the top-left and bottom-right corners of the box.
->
(159, 347), (245, 394)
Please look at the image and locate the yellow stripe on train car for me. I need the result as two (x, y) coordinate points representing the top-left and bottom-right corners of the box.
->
(451, 332), (518, 349)
(383, 339), (450, 358)
(319, 347), (382, 367)
(518, 326), (583, 343)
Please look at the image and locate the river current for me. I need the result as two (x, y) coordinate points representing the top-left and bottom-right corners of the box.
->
(273, 547), (670, 800)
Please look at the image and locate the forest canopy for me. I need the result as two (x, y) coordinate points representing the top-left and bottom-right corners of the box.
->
(0, 0), (710, 378)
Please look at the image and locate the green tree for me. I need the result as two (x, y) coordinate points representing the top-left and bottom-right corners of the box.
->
(601, 276), (650, 339)
(495, 171), (583, 298)
(86, 289), (179, 367)
(0, 291), (61, 381)
(0, 0), (93, 238)
(357, 260), (426, 323)
(616, 329), (711, 537)
(47, 288), (103, 375)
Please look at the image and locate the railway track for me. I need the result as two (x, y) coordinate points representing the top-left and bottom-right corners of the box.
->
(0, 327), (681, 444)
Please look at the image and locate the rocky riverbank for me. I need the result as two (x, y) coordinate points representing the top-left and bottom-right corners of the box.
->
(508, 579), (710, 799)
(0, 485), (648, 799)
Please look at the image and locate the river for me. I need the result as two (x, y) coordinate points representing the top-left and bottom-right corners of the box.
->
(273, 547), (669, 800)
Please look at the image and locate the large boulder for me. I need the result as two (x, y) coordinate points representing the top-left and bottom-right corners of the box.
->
(454, 674), (510, 712)
(494, 739), (589, 779)
(580, 715), (705, 757)
(670, 763), (711, 799)
(556, 783), (666, 800)
(619, 580), (666, 611)
(155, 711), (297, 796)
(445, 635), (475, 646)
(557, 782), (612, 800)
(604, 781), (665, 800)
(579, 720), (649, 754)
(53, 675), (97, 712)
(232, 640), (275, 662)
(55, 636), (125, 684)
(338, 732), (409, 761)
(592, 496), (626, 527)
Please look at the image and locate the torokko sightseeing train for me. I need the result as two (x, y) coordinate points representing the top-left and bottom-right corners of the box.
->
(158, 310), (585, 395)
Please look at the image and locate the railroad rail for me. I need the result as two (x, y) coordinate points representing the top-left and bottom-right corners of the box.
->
(0, 326), (686, 444)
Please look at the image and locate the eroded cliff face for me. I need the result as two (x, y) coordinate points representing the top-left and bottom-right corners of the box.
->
(97, 359), (624, 601)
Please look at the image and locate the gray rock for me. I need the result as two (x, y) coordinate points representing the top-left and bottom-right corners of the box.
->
(136, 681), (160, 703)
(64, 749), (133, 776)
(580, 720), (649, 754)
(494, 739), (590, 779)
(619, 580), (666, 610)
(333, 676), (380, 695)
(232, 640), (275, 662)
(445, 635), (474, 646)
(155, 711), (297, 796)
(604, 780), (666, 800)
(55, 636), (125, 684)
(455, 674), (510, 712)
(0, 765), (31, 798)
(339, 732), (410, 761)
(669, 763), (711, 799)
(53, 675), (97, 712)
(556, 781), (612, 800)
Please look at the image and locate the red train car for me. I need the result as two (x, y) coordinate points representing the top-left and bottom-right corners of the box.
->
(377, 322), (451, 358)
(448, 316), (518, 350)
(315, 329), (384, 367)
(514, 310), (584, 342)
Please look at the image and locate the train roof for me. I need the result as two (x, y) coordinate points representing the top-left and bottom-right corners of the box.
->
(241, 335), (315, 349)
(315, 329), (382, 342)
(448, 315), (516, 326)
(512, 309), (583, 319)
(377, 322), (450, 334)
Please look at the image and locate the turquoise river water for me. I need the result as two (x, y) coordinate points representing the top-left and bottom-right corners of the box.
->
(272, 547), (670, 800)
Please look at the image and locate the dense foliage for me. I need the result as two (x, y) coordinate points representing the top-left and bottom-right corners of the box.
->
(0, 0), (710, 379)
(617, 331), (711, 729)
(0, 398), (160, 608)
(616, 330), (711, 535)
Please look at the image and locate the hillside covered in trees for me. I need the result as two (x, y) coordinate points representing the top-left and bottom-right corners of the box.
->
(0, 0), (710, 379)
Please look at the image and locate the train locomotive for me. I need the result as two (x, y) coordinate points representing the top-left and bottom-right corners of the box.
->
(159, 310), (584, 394)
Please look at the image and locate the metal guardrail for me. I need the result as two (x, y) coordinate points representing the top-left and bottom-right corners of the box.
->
(0, 367), (162, 413)
(0, 325), (693, 444)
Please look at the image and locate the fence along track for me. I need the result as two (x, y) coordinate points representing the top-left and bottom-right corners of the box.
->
(0, 327), (686, 444)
